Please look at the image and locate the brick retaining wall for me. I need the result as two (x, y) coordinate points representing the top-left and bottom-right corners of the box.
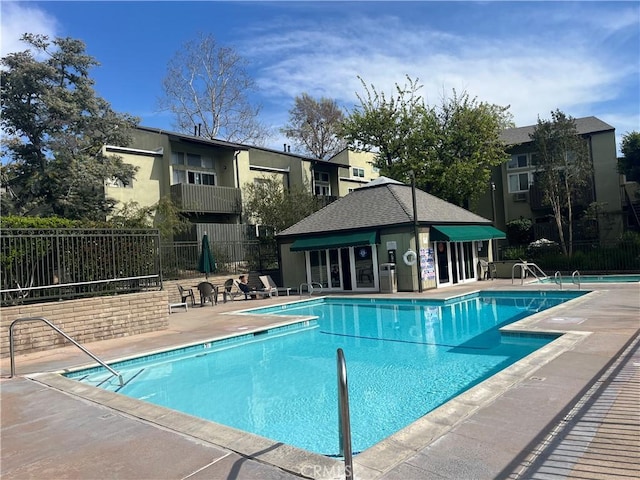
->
(1, 290), (169, 358)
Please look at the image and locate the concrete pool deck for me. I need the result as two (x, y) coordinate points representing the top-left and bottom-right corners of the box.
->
(1, 280), (638, 479)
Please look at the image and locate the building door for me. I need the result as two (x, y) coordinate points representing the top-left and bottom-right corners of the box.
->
(340, 248), (352, 290)
(436, 242), (450, 286)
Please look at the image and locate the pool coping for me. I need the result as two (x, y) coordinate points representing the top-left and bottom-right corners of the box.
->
(25, 290), (599, 480)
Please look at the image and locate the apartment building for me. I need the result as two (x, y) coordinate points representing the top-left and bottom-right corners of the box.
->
(104, 126), (379, 237)
(475, 116), (624, 244)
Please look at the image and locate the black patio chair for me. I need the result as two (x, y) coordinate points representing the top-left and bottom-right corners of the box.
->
(177, 284), (196, 306)
(197, 281), (218, 306)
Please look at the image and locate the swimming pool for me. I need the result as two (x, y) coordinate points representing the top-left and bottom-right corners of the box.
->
(536, 274), (640, 284)
(66, 291), (585, 456)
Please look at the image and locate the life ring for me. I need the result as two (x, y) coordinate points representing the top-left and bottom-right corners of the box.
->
(403, 249), (417, 266)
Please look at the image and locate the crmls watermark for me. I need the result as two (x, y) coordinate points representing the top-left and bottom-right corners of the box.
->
(300, 463), (352, 479)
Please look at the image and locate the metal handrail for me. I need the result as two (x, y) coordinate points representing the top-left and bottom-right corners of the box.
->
(554, 271), (563, 290)
(511, 261), (548, 285)
(10, 316), (123, 386)
(572, 270), (581, 290)
(337, 348), (353, 480)
(299, 282), (323, 296)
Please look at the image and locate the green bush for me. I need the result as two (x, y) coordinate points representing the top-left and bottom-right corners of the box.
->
(502, 246), (526, 260)
(506, 217), (533, 245)
(0, 215), (81, 229)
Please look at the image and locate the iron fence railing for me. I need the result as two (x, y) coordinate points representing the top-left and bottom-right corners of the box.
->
(498, 239), (640, 272)
(160, 239), (279, 279)
(1, 229), (162, 306)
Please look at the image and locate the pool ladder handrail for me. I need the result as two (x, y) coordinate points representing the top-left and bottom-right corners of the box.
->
(511, 261), (548, 285)
(299, 282), (323, 297)
(554, 271), (563, 290)
(572, 270), (581, 290)
(337, 348), (354, 480)
(9, 316), (124, 386)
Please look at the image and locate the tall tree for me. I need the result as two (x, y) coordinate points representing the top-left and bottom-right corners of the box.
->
(158, 33), (269, 145)
(530, 110), (592, 256)
(1, 34), (139, 220)
(339, 77), (509, 208)
(243, 176), (324, 233)
(618, 131), (640, 183)
(281, 93), (347, 159)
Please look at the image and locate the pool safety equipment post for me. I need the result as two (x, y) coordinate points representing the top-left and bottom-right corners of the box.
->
(409, 170), (423, 292)
(337, 348), (354, 479)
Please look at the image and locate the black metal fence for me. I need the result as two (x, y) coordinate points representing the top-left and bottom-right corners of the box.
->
(160, 239), (279, 279)
(1, 229), (162, 306)
(499, 238), (640, 272)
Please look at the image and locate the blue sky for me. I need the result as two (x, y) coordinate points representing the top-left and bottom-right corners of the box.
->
(2, 1), (639, 154)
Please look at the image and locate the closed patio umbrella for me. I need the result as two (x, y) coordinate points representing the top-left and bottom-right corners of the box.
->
(197, 233), (216, 279)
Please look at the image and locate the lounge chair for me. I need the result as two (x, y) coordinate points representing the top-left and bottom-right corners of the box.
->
(223, 278), (245, 302)
(197, 281), (218, 306)
(261, 275), (292, 296)
(234, 279), (272, 300)
(258, 276), (278, 296)
(178, 284), (197, 306)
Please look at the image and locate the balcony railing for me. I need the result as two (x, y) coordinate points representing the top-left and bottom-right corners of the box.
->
(170, 184), (242, 214)
(529, 184), (593, 211)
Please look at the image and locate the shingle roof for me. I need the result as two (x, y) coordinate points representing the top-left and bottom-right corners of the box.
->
(277, 177), (492, 238)
(499, 116), (615, 146)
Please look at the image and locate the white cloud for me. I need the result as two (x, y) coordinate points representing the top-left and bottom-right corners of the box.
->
(243, 8), (637, 139)
(0, 2), (58, 56)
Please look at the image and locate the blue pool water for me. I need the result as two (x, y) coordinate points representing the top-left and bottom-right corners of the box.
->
(537, 274), (640, 284)
(66, 291), (585, 456)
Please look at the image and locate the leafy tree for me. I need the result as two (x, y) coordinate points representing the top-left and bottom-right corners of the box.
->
(1, 34), (139, 220)
(158, 33), (269, 145)
(618, 131), (640, 183)
(108, 197), (190, 240)
(281, 93), (347, 159)
(429, 91), (511, 208)
(339, 76), (509, 208)
(243, 176), (324, 233)
(529, 110), (592, 256)
(506, 217), (533, 245)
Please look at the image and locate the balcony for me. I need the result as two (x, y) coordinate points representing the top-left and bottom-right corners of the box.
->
(529, 184), (593, 211)
(170, 184), (242, 214)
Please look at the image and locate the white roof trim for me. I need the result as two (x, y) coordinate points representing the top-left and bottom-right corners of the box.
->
(105, 145), (163, 156)
(249, 165), (291, 174)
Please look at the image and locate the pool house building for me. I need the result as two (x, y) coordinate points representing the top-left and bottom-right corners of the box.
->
(277, 177), (506, 292)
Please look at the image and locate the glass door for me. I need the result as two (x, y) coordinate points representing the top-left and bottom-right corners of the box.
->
(353, 245), (376, 290)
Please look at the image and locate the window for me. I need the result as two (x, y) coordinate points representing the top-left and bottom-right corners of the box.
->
(172, 170), (216, 186)
(508, 172), (532, 193)
(186, 153), (201, 167)
(314, 171), (329, 183)
(187, 171), (216, 185)
(352, 167), (364, 178)
(314, 171), (331, 196)
(172, 151), (213, 168)
(171, 152), (184, 165)
(507, 154), (529, 169)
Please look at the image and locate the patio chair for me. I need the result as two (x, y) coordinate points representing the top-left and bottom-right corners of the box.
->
(262, 275), (292, 296)
(234, 278), (269, 300)
(478, 260), (497, 280)
(197, 281), (218, 306)
(178, 284), (196, 306)
(223, 278), (245, 302)
(258, 275), (278, 296)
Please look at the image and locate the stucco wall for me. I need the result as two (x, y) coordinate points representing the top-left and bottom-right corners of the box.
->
(590, 131), (624, 241)
(105, 149), (163, 211)
(2, 290), (169, 358)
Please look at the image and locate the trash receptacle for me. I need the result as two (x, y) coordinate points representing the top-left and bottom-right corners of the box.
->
(379, 263), (397, 293)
